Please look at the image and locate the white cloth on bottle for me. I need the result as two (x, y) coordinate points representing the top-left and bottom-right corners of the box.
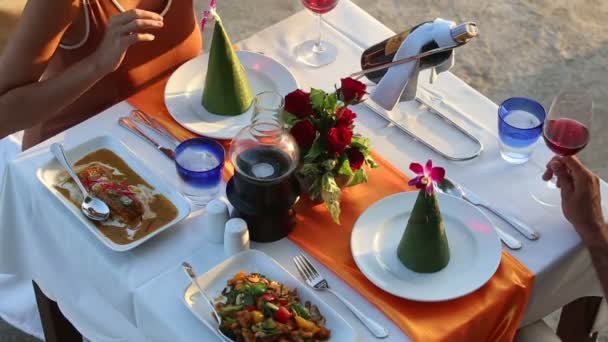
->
(371, 18), (455, 109)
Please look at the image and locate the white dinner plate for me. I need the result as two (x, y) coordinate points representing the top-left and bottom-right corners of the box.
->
(351, 192), (502, 302)
(183, 249), (355, 341)
(36, 135), (191, 252)
(165, 51), (299, 140)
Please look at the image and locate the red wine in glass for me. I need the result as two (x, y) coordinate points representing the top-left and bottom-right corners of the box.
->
(543, 118), (590, 156)
(531, 90), (593, 206)
(302, 0), (339, 14)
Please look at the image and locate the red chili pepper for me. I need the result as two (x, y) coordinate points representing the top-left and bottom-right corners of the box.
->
(143, 221), (153, 233)
(99, 182), (131, 193)
(277, 298), (288, 306)
(274, 306), (292, 324)
(82, 179), (91, 189)
(261, 294), (275, 302)
(245, 305), (257, 312)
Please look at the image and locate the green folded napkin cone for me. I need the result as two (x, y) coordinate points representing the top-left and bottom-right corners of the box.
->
(397, 191), (450, 273)
(202, 18), (253, 116)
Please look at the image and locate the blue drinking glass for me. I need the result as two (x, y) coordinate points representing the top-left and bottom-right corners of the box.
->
(498, 97), (546, 164)
(175, 138), (225, 207)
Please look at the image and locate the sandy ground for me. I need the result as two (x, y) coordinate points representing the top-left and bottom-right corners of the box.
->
(0, 0), (607, 341)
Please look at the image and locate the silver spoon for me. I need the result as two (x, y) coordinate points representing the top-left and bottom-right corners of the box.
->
(438, 178), (538, 240)
(51, 143), (110, 222)
(437, 178), (523, 250)
(181, 262), (233, 341)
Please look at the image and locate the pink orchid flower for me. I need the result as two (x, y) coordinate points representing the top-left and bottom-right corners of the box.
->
(200, 0), (217, 33)
(408, 159), (446, 195)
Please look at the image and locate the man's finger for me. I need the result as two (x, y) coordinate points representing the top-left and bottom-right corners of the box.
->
(562, 156), (586, 173)
(548, 158), (564, 173)
(542, 167), (554, 181)
(552, 159), (574, 192)
(543, 158), (565, 181)
(557, 168), (574, 193)
(562, 156), (593, 187)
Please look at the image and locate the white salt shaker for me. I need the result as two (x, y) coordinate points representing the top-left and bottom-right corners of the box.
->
(202, 199), (230, 244)
(224, 218), (250, 256)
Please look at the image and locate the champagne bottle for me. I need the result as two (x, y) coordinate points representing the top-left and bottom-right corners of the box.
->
(360, 21), (478, 83)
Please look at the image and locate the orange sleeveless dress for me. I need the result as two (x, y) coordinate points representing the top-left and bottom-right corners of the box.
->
(22, 0), (202, 150)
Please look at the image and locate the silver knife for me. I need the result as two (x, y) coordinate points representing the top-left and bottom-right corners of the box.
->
(130, 109), (181, 146)
(438, 178), (539, 240)
(119, 117), (176, 160)
(494, 226), (523, 250)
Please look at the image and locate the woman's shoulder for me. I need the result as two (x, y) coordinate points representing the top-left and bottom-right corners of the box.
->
(19, 0), (82, 30)
(24, 0), (81, 15)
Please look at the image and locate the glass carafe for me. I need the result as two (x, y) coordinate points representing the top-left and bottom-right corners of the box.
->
(227, 92), (301, 242)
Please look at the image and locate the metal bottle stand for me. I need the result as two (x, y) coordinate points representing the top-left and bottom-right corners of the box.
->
(363, 92), (483, 162)
(354, 22), (484, 161)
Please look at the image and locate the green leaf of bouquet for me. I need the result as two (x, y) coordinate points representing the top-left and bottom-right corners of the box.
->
(321, 173), (342, 224)
(322, 159), (338, 172)
(365, 155), (379, 169)
(321, 173), (341, 201)
(283, 111), (300, 127)
(350, 135), (370, 151)
(324, 93), (339, 114)
(337, 158), (354, 177)
(310, 178), (322, 200)
(325, 200), (341, 225)
(298, 162), (321, 177)
(310, 89), (326, 111)
(348, 169), (368, 187)
(304, 137), (322, 161)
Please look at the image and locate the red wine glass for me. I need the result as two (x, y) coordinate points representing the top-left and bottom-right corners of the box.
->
(296, 0), (340, 67)
(531, 90), (593, 206)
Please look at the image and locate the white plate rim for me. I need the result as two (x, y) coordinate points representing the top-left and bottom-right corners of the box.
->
(36, 135), (191, 252)
(182, 249), (355, 341)
(350, 191), (502, 302)
(164, 50), (299, 140)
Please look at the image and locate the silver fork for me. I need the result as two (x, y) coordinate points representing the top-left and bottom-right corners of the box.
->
(130, 109), (181, 146)
(293, 254), (389, 339)
(119, 117), (176, 160)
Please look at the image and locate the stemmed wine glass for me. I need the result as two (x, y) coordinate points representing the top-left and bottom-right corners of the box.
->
(296, 0), (340, 67)
(531, 90), (593, 206)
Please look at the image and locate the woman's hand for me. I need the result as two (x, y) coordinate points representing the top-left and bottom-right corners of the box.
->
(91, 9), (164, 75)
(543, 156), (606, 244)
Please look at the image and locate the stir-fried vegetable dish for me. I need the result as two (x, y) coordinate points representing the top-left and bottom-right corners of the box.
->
(215, 271), (331, 342)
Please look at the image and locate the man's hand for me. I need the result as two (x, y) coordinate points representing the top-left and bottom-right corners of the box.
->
(543, 156), (605, 245)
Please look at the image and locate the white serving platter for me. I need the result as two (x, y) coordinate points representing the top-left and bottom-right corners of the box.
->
(36, 135), (191, 252)
(183, 249), (355, 341)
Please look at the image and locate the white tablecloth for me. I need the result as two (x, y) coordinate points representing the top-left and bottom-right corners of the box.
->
(0, 1), (605, 341)
(0, 132), (43, 340)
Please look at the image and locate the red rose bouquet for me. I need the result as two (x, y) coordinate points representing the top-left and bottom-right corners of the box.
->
(283, 77), (378, 224)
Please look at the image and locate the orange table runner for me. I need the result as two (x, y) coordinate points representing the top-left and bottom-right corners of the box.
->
(129, 77), (534, 342)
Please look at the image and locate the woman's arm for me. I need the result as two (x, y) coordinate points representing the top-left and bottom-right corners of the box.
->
(0, 0), (164, 139)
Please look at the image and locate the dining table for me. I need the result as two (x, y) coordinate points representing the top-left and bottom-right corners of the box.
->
(0, 1), (606, 341)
